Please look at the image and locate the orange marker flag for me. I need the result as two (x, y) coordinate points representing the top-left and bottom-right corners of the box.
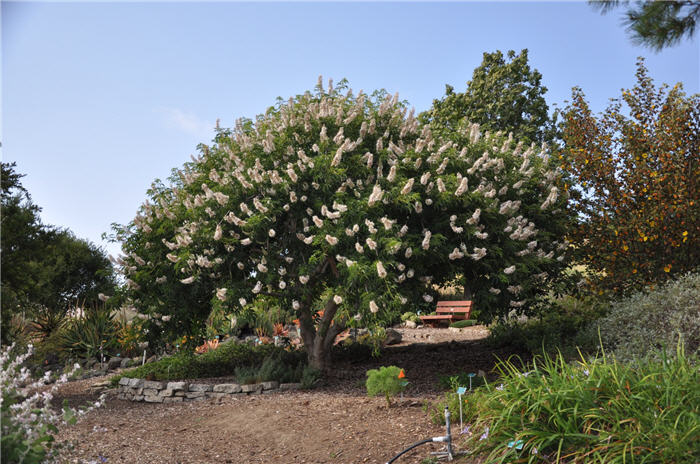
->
(398, 369), (406, 379)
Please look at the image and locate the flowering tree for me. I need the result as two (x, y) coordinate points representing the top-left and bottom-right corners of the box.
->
(115, 79), (569, 370)
(562, 59), (699, 295)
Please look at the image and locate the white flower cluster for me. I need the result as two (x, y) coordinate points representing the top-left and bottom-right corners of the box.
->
(1, 344), (105, 461)
(122, 77), (565, 325)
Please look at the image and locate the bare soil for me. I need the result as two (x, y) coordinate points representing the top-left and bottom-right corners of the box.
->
(54, 327), (520, 464)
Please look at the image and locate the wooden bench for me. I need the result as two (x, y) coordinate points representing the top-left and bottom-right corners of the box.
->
(419, 300), (472, 327)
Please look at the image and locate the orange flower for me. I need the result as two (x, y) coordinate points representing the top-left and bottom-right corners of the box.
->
(398, 369), (406, 379)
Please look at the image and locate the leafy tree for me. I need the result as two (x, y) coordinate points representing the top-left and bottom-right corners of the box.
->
(561, 58), (699, 294)
(421, 49), (557, 145)
(1, 162), (115, 344)
(591, 1), (700, 50)
(116, 79), (569, 370)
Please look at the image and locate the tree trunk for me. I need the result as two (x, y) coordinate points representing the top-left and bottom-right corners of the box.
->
(298, 299), (345, 372)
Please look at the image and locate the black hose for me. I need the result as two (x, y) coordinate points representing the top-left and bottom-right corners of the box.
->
(385, 438), (435, 464)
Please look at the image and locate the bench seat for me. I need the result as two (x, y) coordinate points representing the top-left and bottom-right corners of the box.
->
(419, 300), (473, 327)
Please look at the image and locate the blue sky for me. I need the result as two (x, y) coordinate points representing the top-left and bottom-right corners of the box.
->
(3, 1), (698, 259)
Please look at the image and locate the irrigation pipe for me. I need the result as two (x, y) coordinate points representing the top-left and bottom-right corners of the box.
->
(385, 407), (455, 463)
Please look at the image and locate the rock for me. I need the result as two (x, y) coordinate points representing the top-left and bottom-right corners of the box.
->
(185, 391), (205, 399)
(163, 397), (183, 403)
(448, 327), (463, 333)
(384, 328), (402, 345)
(213, 383), (242, 394)
(146, 355), (157, 364)
(404, 320), (417, 329)
(166, 381), (188, 392)
(241, 383), (263, 394)
(118, 377), (131, 386)
(107, 357), (123, 370)
(219, 336), (239, 345)
(159, 389), (174, 397)
(128, 378), (144, 388)
(142, 388), (159, 397)
(144, 395), (163, 403)
(133, 395), (144, 402)
(205, 392), (227, 399)
(188, 383), (213, 392)
(85, 359), (97, 369)
(143, 380), (164, 390)
(261, 381), (279, 391)
(120, 358), (132, 369)
(279, 383), (302, 391)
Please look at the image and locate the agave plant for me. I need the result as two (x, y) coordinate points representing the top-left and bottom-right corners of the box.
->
(60, 304), (118, 361)
(29, 307), (67, 340)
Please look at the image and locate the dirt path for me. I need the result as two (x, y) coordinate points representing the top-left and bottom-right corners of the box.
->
(57, 392), (452, 464)
(54, 327), (512, 464)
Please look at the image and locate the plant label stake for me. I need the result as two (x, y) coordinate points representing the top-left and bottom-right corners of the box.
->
(507, 439), (524, 450)
(456, 387), (467, 431)
(142, 349), (146, 366)
(468, 373), (476, 390)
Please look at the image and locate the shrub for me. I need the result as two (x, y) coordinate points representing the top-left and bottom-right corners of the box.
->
(449, 319), (478, 328)
(234, 355), (304, 384)
(366, 366), (408, 407)
(431, 344), (699, 463)
(59, 305), (119, 361)
(1, 344), (105, 463)
(591, 272), (700, 362)
(331, 340), (374, 363)
(400, 312), (421, 324)
(119, 342), (305, 381)
(488, 294), (605, 356)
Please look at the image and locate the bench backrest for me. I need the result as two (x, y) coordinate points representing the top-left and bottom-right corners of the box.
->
(436, 300), (472, 317)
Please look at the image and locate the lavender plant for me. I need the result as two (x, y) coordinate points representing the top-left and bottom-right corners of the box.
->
(1, 344), (105, 463)
(114, 78), (569, 369)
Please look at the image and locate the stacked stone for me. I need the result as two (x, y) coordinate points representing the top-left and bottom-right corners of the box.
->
(117, 377), (301, 403)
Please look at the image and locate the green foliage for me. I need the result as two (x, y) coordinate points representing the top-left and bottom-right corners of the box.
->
(422, 49), (556, 145)
(1, 391), (54, 464)
(233, 355), (306, 384)
(59, 305), (119, 361)
(28, 307), (67, 340)
(487, 294), (605, 356)
(120, 342), (305, 381)
(590, 272), (700, 362)
(116, 77), (571, 370)
(331, 339), (375, 363)
(1, 162), (116, 345)
(400, 311), (421, 324)
(300, 365), (322, 389)
(591, 0), (700, 50)
(432, 345), (699, 463)
(449, 319), (478, 328)
(437, 371), (485, 391)
(366, 365), (408, 407)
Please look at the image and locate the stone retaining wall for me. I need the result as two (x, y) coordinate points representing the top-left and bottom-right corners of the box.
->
(117, 377), (301, 403)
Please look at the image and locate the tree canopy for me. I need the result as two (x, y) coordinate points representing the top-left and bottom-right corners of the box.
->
(1, 162), (115, 344)
(591, 0), (700, 50)
(561, 58), (699, 294)
(421, 49), (556, 145)
(116, 79), (570, 369)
